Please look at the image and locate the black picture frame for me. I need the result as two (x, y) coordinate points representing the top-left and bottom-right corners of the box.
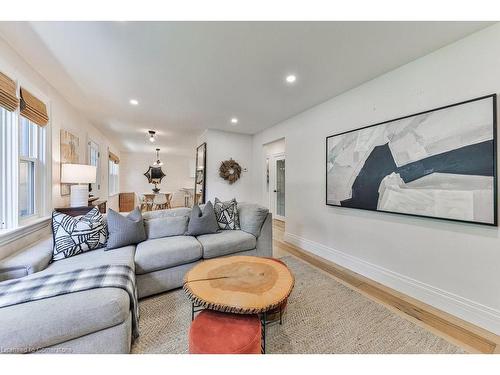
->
(325, 94), (498, 226)
(194, 142), (207, 205)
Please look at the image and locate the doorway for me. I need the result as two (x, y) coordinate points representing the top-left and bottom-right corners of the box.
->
(267, 151), (286, 222)
(273, 155), (286, 221)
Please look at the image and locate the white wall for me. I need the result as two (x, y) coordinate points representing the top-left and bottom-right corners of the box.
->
(0, 33), (121, 255)
(201, 129), (254, 203)
(120, 152), (195, 207)
(252, 24), (500, 334)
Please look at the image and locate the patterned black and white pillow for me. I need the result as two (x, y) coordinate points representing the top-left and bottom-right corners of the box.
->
(213, 198), (240, 230)
(51, 207), (107, 261)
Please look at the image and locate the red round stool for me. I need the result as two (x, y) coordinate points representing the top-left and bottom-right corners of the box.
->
(189, 310), (261, 354)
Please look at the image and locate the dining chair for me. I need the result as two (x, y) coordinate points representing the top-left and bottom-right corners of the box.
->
(137, 193), (148, 212)
(153, 193), (168, 210)
(166, 193), (173, 209)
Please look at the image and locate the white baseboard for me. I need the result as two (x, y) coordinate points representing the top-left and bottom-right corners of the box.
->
(284, 231), (500, 335)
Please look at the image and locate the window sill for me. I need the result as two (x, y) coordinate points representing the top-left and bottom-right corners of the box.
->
(0, 216), (51, 247)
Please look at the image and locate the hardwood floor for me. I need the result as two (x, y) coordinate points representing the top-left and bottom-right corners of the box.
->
(272, 219), (500, 354)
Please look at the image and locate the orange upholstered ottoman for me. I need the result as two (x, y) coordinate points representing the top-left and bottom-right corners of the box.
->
(189, 310), (261, 354)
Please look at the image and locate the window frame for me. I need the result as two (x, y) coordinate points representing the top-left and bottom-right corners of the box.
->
(88, 139), (101, 193)
(0, 77), (51, 232)
(108, 157), (119, 196)
(18, 117), (47, 224)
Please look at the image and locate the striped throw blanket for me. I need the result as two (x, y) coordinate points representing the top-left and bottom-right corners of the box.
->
(0, 265), (139, 339)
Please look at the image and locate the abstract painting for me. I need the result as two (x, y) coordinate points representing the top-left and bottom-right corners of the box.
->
(326, 95), (497, 225)
(60, 129), (80, 196)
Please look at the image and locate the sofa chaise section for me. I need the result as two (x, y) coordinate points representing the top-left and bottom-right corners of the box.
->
(0, 241), (136, 354)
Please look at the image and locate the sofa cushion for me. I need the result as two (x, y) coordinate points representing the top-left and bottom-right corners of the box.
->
(197, 230), (256, 259)
(186, 202), (219, 236)
(145, 216), (189, 239)
(143, 207), (191, 220)
(0, 287), (130, 352)
(107, 208), (146, 250)
(0, 237), (53, 282)
(51, 208), (107, 261)
(237, 203), (269, 237)
(135, 236), (202, 274)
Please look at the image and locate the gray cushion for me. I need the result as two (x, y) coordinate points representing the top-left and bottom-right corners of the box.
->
(197, 230), (256, 259)
(142, 207), (191, 220)
(238, 203), (269, 237)
(186, 202), (219, 236)
(44, 245), (136, 274)
(0, 287), (130, 351)
(145, 216), (188, 239)
(135, 236), (202, 274)
(0, 237), (53, 282)
(107, 208), (146, 250)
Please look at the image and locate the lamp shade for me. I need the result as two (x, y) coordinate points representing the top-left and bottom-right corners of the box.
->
(61, 164), (97, 184)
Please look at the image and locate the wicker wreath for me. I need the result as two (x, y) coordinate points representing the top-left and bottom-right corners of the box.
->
(219, 159), (242, 184)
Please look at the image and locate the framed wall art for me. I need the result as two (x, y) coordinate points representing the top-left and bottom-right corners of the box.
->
(326, 94), (497, 226)
(60, 129), (80, 196)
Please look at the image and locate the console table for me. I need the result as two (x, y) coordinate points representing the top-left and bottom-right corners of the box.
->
(55, 198), (107, 217)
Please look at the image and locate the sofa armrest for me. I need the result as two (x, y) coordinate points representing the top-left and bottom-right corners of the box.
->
(0, 237), (53, 281)
(255, 212), (272, 258)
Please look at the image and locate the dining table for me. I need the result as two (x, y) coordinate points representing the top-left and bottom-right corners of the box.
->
(141, 192), (172, 211)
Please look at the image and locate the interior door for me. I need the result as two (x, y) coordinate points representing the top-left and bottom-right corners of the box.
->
(273, 155), (285, 221)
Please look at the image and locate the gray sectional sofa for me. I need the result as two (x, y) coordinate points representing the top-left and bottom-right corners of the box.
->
(0, 203), (272, 354)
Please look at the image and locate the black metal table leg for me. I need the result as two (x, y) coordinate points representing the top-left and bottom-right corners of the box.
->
(261, 312), (267, 354)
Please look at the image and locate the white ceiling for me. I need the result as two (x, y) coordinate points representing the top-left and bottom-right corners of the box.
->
(0, 21), (492, 154)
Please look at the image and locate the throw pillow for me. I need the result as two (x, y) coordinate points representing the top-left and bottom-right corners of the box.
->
(106, 207), (147, 250)
(186, 201), (219, 236)
(214, 198), (240, 230)
(51, 207), (107, 261)
(145, 216), (189, 239)
(237, 203), (269, 237)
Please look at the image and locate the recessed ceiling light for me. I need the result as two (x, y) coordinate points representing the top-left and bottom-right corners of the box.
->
(129, 99), (139, 106)
(285, 74), (297, 84)
(231, 118), (238, 124)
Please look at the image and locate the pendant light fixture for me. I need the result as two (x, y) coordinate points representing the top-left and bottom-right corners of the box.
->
(148, 130), (156, 143)
(152, 148), (163, 166)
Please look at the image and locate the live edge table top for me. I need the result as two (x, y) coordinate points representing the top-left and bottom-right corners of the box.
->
(183, 256), (295, 314)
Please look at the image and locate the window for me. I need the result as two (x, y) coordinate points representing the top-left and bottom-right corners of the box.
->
(108, 159), (119, 196)
(19, 117), (40, 219)
(0, 88), (49, 230)
(88, 140), (100, 193)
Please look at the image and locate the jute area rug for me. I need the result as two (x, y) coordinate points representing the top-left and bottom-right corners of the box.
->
(131, 256), (465, 354)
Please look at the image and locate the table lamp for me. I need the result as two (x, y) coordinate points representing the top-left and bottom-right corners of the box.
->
(61, 164), (97, 207)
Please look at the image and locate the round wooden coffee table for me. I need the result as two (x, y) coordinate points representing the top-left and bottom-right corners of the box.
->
(183, 255), (294, 353)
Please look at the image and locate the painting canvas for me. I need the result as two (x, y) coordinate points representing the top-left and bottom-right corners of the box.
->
(60, 129), (80, 196)
(326, 95), (497, 225)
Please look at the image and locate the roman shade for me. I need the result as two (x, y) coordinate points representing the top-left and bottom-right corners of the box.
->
(20, 87), (49, 127)
(109, 151), (120, 164)
(0, 72), (19, 112)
